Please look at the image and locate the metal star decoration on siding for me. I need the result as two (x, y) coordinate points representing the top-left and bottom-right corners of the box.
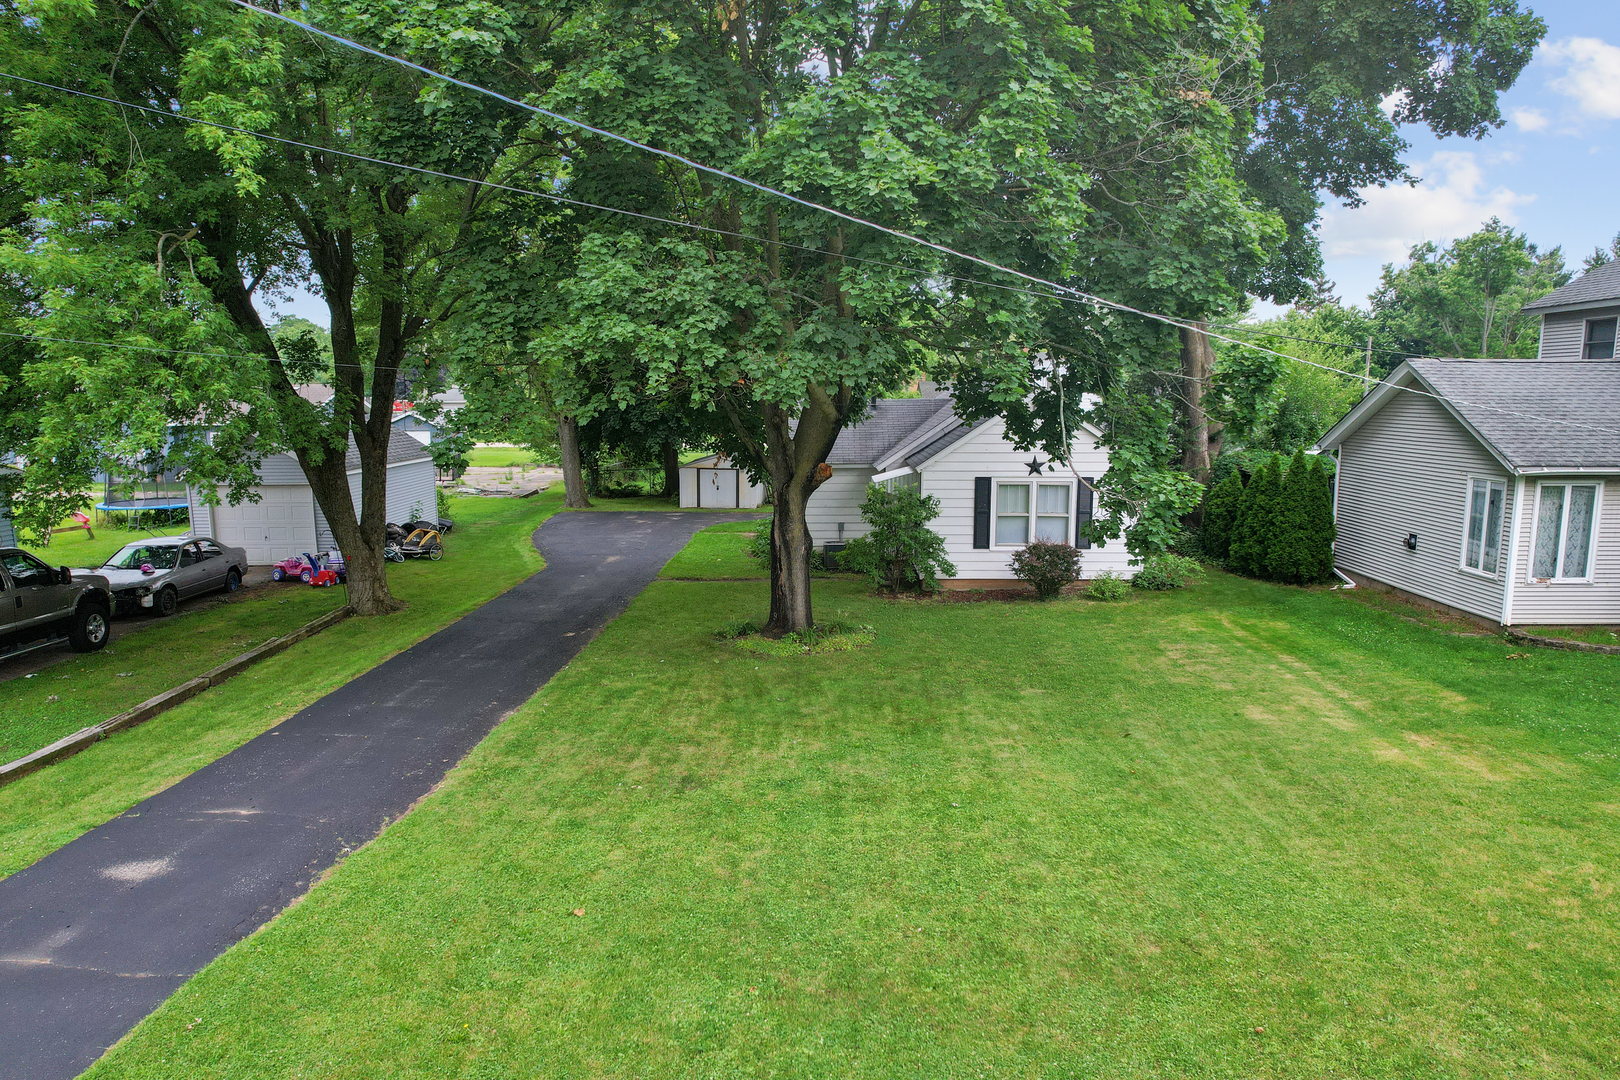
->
(1025, 457), (1045, 475)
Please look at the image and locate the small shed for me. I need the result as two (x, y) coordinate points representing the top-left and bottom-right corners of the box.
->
(187, 431), (436, 564)
(678, 453), (769, 509)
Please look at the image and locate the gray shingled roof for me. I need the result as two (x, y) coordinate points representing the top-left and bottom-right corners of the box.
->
(903, 421), (974, 468)
(342, 430), (433, 471)
(1408, 359), (1620, 468)
(826, 398), (956, 464)
(1522, 260), (1620, 312)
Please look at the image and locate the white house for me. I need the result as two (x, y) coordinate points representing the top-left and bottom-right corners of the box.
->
(678, 452), (770, 509)
(806, 395), (1130, 585)
(185, 431), (436, 564)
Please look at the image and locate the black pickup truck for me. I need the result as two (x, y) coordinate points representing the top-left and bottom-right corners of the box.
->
(0, 548), (113, 657)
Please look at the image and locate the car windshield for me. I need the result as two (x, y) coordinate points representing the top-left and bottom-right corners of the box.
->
(104, 544), (180, 570)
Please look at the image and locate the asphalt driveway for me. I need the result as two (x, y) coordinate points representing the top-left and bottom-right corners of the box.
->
(0, 510), (755, 1080)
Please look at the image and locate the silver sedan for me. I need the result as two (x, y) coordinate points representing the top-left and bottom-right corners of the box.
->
(77, 535), (249, 617)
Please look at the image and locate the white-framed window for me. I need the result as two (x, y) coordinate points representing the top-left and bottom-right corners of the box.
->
(1584, 317), (1617, 360)
(1459, 477), (1506, 576)
(1528, 481), (1602, 582)
(995, 480), (1072, 545)
(878, 472), (921, 494)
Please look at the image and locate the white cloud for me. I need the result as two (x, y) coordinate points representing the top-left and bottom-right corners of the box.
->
(1543, 37), (1620, 120)
(1318, 151), (1535, 264)
(1510, 107), (1549, 132)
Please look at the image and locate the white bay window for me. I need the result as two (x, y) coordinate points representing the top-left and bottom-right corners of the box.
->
(1530, 482), (1601, 582)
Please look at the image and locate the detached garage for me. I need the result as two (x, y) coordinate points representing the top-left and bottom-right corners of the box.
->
(678, 453), (769, 509)
(187, 432), (436, 564)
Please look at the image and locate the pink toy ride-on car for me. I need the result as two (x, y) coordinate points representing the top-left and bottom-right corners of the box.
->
(270, 553), (316, 583)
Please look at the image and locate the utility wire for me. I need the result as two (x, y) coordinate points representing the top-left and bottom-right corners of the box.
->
(222, 2), (1620, 440)
(4, 65), (1618, 440)
(1211, 325), (1417, 359)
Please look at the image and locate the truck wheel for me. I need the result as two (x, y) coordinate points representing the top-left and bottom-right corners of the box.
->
(156, 586), (179, 617)
(69, 602), (111, 652)
(225, 568), (242, 593)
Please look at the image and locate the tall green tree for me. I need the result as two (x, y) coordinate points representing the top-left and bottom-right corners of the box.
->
(0, 0), (536, 612)
(542, 0), (1279, 634)
(1371, 219), (1571, 359)
(1200, 470), (1244, 562)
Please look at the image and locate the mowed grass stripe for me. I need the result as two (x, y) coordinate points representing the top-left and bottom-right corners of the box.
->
(84, 558), (1620, 1078)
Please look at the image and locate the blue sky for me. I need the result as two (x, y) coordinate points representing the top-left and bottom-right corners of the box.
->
(267, 0), (1615, 328)
(1314, 0), (1620, 310)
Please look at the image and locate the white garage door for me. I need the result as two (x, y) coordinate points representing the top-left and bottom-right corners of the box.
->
(697, 468), (739, 508)
(214, 485), (317, 565)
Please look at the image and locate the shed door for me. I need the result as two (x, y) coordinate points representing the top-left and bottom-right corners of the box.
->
(698, 469), (739, 508)
(214, 485), (316, 564)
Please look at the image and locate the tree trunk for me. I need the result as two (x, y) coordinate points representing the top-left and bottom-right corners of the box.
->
(557, 414), (591, 508)
(768, 485), (817, 633)
(1179, 321), (1223, 483)
(662, 441), (680, 498)
(729, 385), (851, 637)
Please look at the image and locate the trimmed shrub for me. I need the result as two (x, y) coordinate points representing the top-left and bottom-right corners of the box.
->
(1267, 449), (1315, 583)
(1131, 552), (1204, 591)
(1086, 570), (1131, 601)
(1228, 455), (1281, 577)
(1305, 457), (1338, 582)
(1009, 540), (1082, 599)
(839, 486), (956, 592)
(1200, 470), (1244, 561)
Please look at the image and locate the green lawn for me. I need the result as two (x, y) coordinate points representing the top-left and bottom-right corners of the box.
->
(0, 576), (345, 763)
(83, 529), (1620, 1078)
(19, 519), (190, 568)
(656, 516), (768, 578)
(1519, 625), (1620, 647)
(466, 445), (540, 469)
(0, 492), (560, 879)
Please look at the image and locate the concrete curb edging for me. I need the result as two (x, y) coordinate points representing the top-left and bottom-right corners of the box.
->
(0, 606), (351, 786)
(1505, 628), (1620, 655)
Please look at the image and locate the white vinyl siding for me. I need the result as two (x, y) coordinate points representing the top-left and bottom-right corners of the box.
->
(185, 486), (214, 538)
(805, 466), (876, 546)
(1538, 305), (1620, 359)
(1508, 473), (1620, 624)
(1333, 385), (1510, 620)
(913, 418), (1132, 580)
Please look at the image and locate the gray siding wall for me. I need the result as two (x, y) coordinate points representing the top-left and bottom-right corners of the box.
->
(1538, 305), (1620, 359)
(1335, 388), (1511, 620)
(314, 459), (438, 552)
(186, 486), (214, 537)
(1507, 474), (1620, 625)
(0, 504), (15, 548)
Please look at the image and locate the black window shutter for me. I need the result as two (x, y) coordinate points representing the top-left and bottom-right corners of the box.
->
(1075, 479), (1094, 549)
(973, 477), (991, 549)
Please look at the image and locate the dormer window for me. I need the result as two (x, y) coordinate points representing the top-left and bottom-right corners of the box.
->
(1584, 317), (1617, 359)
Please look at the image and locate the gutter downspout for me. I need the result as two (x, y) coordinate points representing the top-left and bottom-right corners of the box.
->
(1328, 448), (1352, 586)
(1500, 474), (1527, 627)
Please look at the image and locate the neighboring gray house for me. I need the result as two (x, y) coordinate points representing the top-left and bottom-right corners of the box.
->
(1316, 359), (1620, 625)
(392, 410), (440, 446)
(185, 431), (436, 564)
(0, 463), (17, 548)
(1525, 259), (1620, 360)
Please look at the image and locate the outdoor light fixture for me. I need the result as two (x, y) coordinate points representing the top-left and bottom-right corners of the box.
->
(1405, 533), (1418, 551)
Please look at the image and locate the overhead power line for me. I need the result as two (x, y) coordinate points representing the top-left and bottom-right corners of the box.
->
(3, 61), (1616, 439)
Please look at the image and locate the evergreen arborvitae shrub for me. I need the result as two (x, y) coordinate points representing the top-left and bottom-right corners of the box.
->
(1305, 458), (1338, 582)
(1267, 449), (1314, 583)
(1228, 456), (1280, 577)
(1200, 471), (1244, 561)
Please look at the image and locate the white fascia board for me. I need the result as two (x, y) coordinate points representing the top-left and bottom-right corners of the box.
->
(1512, 466), (1620, 475)
(870, 466), (916, 485)
(873, 410), (964, 472)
